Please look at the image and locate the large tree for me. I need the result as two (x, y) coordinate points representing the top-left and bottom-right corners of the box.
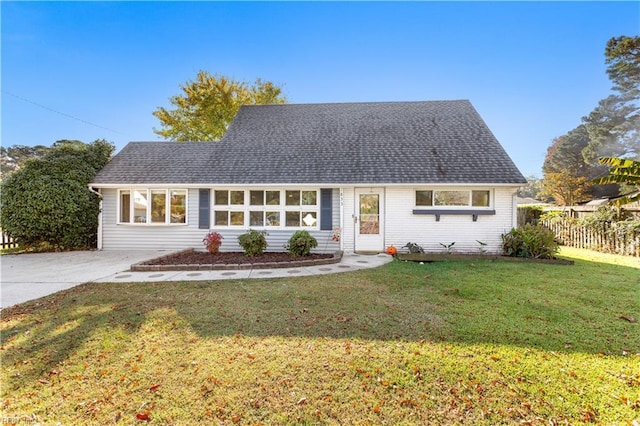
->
(153, 71), (286, 141)
(540, 125), (616, 204)
(0, 139), (114, 249)
(540, 171), (593, 206)
(0, 144), (49, 179)
(583, 36), (640, 163)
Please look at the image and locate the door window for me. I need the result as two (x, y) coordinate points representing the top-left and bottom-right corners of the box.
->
(359, 194), (380, 235)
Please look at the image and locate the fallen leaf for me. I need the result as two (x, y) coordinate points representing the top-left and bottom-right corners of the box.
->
(620, 315), (637, 323)
(136, 412), (150, 422)
(149, 384), (161, 391)
(336, 315), (352, 323)
(373, 405), (381, 413)
(231, 415), (241, 423)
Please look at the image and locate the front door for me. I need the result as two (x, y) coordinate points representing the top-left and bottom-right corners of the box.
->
(354, 188), (384, 252)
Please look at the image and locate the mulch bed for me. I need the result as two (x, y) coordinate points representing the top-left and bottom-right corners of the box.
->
(140, 250), (334, 266)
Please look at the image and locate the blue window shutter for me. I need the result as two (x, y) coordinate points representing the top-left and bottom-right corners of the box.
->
(320, 188), (332, 230)
(199, 189), (210, 229)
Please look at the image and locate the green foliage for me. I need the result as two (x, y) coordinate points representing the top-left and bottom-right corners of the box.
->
(543, 125), (593, 175)
(539, 210), (565, 222)
(593, 157), (640, 204)
(153, 71), (286, 141)
(578, 205), (621, 228)
(516, 175), (544, 200)
(286, 230), (318, 257)
(583, 36), (639, 163)
(517, 205), (544, 226)
(541, 125), (618, 201)
(605, 35), (640, 100)
(0, 140), (114, 249)
(502, 224), (559, 259)
(0, 144), (49, 179)
(238, 229), (268, 257)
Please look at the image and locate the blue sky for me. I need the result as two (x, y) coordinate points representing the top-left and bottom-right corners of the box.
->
(2, 1), (638, 177)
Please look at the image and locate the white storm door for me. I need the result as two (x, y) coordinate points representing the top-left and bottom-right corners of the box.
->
(354, 188), (384, 252)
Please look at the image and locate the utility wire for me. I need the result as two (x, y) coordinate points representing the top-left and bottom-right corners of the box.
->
(2, 90), (129, 136)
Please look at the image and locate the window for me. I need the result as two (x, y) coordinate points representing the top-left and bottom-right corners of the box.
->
(133, 190), (148, 223)
(472, 190), (490, 207)
(120, 191), (131, 223)
(214, 190), (246, 227)
(119, 189), (187, 225)
(434, 190), (468, 206)
(415, 189), (492, 208)
(415, 190), (433, 207)
(284, 190), (318, 227)
(249, 190), (280, 226)
(212, 189), (319, 229)
(170, 190), (187, 223)
(151, 190), (166, 223)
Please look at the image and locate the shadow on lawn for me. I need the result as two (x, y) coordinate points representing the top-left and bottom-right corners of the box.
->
(1, 258), (638, 387)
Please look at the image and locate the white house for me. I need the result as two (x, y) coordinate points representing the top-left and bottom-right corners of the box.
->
(90, 100), (526, 254)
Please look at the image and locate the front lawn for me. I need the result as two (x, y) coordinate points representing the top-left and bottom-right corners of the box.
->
(1, 249), (638, 424)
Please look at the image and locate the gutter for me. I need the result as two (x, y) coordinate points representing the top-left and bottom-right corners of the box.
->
(88, 185), (103, 250)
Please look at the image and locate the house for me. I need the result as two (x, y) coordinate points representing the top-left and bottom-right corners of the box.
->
(90, 100), (527, 253)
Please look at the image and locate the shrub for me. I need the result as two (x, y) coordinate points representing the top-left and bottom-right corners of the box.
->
(0, 140), (114, 250)
(202, 231), (223, 254)
(286, 230), (318, 257)
(238, 229), (267, 257)
(502, 224), (559, 259)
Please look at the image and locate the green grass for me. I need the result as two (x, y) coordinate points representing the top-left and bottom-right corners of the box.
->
(1, 249), (638, 424)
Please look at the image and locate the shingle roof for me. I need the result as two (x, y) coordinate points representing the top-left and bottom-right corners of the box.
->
(92, 100), (526, 186)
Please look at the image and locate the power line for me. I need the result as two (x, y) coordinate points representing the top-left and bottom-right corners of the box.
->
(2, 90), (129, 136)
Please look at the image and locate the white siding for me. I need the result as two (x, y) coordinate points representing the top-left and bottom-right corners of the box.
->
(341, 187), (355, 252)
(383, 186), (517, 254)
(100, 188), (339, 253)
(101, 186), (517, 254)
(101, 188), (208, 250)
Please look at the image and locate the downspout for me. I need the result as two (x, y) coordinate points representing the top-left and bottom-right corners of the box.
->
(88, 186), (103, 250)
(339, 188), (344, 252)
(512, 189), (519, 229)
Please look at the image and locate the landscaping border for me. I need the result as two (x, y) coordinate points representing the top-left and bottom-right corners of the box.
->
(131, 249), (344, 271)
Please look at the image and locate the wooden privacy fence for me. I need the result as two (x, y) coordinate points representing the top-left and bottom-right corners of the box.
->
(541, 219), (640, 257)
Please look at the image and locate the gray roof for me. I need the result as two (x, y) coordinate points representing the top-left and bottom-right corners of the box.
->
(92, 100), (526, 186)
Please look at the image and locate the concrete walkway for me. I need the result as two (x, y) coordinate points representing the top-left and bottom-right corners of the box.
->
(1, 251), (392, 309)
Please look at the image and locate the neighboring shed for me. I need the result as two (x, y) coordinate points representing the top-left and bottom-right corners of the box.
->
(91, 100), (526, 253)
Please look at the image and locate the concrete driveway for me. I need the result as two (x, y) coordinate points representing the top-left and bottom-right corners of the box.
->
(0, 250), (167, 308)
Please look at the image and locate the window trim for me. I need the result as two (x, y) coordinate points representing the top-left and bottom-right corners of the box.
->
(117, 188), (188, 226)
